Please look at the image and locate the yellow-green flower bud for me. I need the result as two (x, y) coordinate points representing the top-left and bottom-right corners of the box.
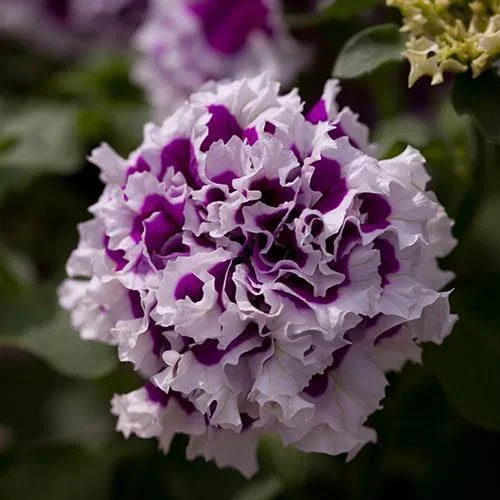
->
(387, 0), (500, 86)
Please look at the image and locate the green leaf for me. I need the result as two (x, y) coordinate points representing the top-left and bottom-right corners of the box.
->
(19, 311), (117, 380)
(232, 477), (284, 500)
(155, 436), (247, 500)
(374, 116), (433, 157)
(457, 196), (500, 274)
(323, 0), (382, 19)
(333, 24), (405, 80)
(287, 0), (381, 27)
(0, 245), (35, 294)
(108, 103), (150, 154)
(0, 288), (118, 380)
(46, 384), (115, 444)
(452, 71), (500, 144)
(0, 102), (82, 200)
(0, 284), (57, 333)
(52, 53), (141, 104)
(424, 315), (500, 432)
(426, 198), (500, 433)
(424, 269), (500, 432)
(259, 435), (316, 487)
(0, 443), (111, 500)
(0, 169), (34, 202)
(0, 103), (81, 171)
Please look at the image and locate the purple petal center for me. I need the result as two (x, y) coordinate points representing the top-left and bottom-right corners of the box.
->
(189, 0), (272, 55)
(175, 273), (205, 302)
(310, 156), (348, 213)
(359, 193), (391, 232)
(201, 105), (244, 152)
(161, 138), (201, 188)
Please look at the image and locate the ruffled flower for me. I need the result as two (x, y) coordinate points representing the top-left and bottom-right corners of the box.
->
(0, 0), (148, 52)
(133, 0), (308, 120)
(60, 73), (457, 477)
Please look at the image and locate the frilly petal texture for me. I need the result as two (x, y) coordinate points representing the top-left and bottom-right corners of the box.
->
(60, 74), (457, 477)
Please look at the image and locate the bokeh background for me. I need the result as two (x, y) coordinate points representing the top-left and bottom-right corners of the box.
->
(0, 1), (499, 499)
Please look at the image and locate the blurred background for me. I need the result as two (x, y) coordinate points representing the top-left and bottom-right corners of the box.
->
(0, 1), (499, 499)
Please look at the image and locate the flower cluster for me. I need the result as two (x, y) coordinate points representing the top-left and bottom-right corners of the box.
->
(388, 0), (500, 86)
(60, 74), (457, 477)
(133, 0), (307, 120)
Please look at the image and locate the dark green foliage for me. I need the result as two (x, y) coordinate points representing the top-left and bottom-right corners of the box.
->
(452, 71), (500, 145)
(333, 24), (405, 79)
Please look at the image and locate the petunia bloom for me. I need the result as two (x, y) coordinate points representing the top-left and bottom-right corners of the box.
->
(133, 0), (308, 120)
(60, 74), (457, 477)
(0, 0), (149, 52)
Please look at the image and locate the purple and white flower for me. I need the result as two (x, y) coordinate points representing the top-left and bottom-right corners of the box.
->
(133, 0), (308, 120)
(60, 73), (457, 477)
(0, 0), (148, 52)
